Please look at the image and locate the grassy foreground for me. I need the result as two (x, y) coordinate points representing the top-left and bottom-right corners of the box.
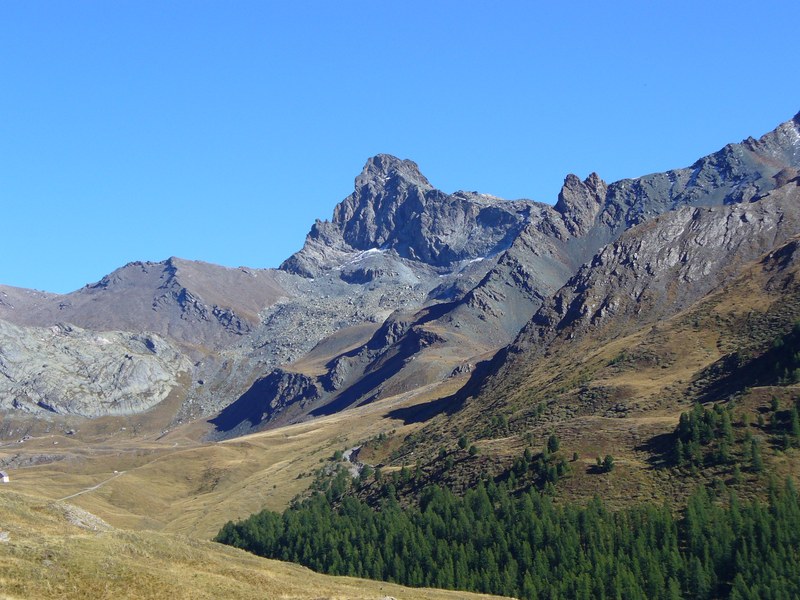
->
(0, 489), (503, 600)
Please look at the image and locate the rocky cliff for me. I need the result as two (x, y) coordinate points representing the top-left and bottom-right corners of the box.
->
(463, 172), (800, 413)
(280, 154), (531, 278)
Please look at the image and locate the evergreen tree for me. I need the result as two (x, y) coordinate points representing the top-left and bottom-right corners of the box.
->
(750, 438), (764, 473)
(602, 455), (615, 473)
(675, 439), (686, 467)
(790, 406), (800, 442)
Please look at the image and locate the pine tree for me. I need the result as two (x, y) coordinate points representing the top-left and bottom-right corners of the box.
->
(750, 438), (764, 473)
(789, 406), (800, 442)
(675, 439), (686, 467)
(602, 455), (615, 473)
(721, 410), (734, 444)
(733, 463), (743, 485)
(666, 576), (682, 600)
(689, 556), (711, 600)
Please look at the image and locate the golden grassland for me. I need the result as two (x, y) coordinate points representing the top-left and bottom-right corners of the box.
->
(0, 489), (503, 600)
(0, 380), (457, 539)
(0, 379), (506, 599)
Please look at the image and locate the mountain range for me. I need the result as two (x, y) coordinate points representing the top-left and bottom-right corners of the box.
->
(1, 113), (798, 441)
(3, 112), (800, 599)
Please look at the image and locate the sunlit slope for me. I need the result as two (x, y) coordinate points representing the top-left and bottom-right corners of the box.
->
(0, 489), (504, 600)
(0, 380), (462, 540)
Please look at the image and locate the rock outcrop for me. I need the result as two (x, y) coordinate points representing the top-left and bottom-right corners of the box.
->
(0, 320), (190, 417)
(554, 172), (608, 237)
(280, 154), (530, 277)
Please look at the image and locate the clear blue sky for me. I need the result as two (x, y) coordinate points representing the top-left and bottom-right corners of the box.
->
(2, 2), (798, 293)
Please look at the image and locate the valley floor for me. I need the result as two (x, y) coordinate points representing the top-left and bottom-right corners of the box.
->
(0, 379), (507, 599)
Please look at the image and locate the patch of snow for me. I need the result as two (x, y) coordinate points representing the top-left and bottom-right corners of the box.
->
(347, 248), (386, 265)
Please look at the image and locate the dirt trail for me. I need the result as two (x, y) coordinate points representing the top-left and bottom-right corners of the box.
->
(57, 470), (126, 501)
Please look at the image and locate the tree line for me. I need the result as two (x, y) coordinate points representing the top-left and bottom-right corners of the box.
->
(216, 476), (800, 599)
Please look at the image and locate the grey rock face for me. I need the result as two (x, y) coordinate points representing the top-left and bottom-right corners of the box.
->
(554, 172), (608, 237)
(510, 177), (800, 359)
(209, 367), (323, 437)
(281, 154), (530, 277)
(0, 320), (190, 417)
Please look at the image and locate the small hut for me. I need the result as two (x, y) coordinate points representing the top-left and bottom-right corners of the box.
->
(0, 471), (9, 483)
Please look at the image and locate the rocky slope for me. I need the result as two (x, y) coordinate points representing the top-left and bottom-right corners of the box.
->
(0, 257), (290, 352)
(451, 172), (800, 439)
(1, 112), (798, 432)
(524, 174), (800, 352)
(0, 320), (190, 416)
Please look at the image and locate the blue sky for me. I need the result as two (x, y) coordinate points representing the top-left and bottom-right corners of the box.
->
(1, 2), (798, 293)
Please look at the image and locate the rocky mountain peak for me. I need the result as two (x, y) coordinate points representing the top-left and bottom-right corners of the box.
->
(281, 153), (530, 277)
(329, 155), (435, 250)
(554, 172), (608, 236)
(740, 111), (800, 164)
(354, 154), (432, 192)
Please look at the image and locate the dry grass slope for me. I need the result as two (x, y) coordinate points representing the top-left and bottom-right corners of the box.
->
(0, 489), (504, 600)
(386, 239), (800, 509)
(0, 379), (463, 540)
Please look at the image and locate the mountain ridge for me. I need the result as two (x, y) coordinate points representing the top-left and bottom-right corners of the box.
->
(0, 111), (798, 432)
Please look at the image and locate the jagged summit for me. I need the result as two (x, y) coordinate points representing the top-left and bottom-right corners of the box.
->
(553, 172), (608, 236)
(354, 154), (432, 191)
(283, 111), (800, 283)
(281, 154), (529, 277)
